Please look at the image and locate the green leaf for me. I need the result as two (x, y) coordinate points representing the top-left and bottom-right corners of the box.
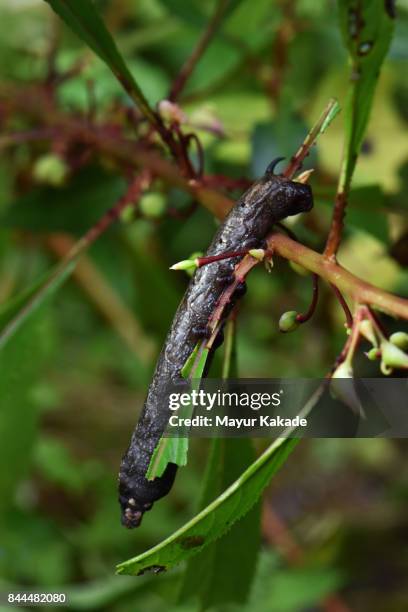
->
(0, 261), (75, 351)
(0, 309), (51, 511)
(179, 320), (260, 606)
(319, 98), (341, 134)
(348, 184), (388, 244)
(43, 0), (157, 124)
(146, 343), (210, 479)
(116, 436), (298, 576)
(0, 265), (63, 509)
(337, 0), (394, 188)
(178, 438), (261, 608)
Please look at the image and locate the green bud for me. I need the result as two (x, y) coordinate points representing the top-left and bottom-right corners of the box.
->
(359, 319), (378, 348)
(170, 258), (198, 272)
(248, 248), (265, 261)
(189, 251), (203, 260)
(279, 311), (299, 333)
(33, 154), (68, 187)
(389, 332), (408, 351)
(120, 203), (135, 224)
(139, 193), (166, 218)
(366, 347), (380, 361)
(380, 340), (408, 371)
(158, 99), (186, 125)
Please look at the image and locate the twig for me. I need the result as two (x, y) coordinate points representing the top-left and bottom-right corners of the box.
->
(282, 98), (340, 179)
(296, 274), (319, 323)
(267, 233), (408, 320)
(324, 189), (349, 260)
(65, 173), (148, 261)
(2, 89), (407, 324)
(0, 128), (58, 148)
(168, 0), (230, 101)
(267, 0), (296, 105)
(330, 283), (353, 329)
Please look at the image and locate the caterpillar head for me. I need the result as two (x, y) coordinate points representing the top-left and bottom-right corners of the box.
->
(255, 157), (314, 220)
(118, 462), (178, 529)
(119, 493), (152, 529)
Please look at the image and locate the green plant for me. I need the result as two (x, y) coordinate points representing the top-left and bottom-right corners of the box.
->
(0, 1), (407, 610)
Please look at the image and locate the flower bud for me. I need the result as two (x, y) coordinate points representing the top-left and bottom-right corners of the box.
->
(380, 340), (408, 371)
(248, 248), (265, 261)
(365, 347), (380, 361)
(33, 154), (68, 187)
(389, 332), (408, 351)
(139, 193), (166, 218)
(279, 311), (299, 333)
(158, 99), (186, 125)
(359, 319), (378, 347)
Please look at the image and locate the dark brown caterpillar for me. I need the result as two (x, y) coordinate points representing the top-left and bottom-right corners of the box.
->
(118, 159), (313, 528)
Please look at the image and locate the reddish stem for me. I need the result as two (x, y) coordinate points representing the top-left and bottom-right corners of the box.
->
(168, 0), (229, 101)
(296, 274), (319, 323)
(324, 191), (348, 260)
(69, 173), (148, 259)
(197, 250), (249, 267)
(184, 132), (205, 177)
(330, 283), (353, 329)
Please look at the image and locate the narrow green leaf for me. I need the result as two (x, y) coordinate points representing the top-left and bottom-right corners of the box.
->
(179, 319), (260, 606)
(43, 0), (158, 124)
(319, 98), (341, 134)
(0, 261), (75, 350)
(116, 436), (298, 576)
(179, 438), (261, 607)
(0, 307), (51, 511)
(118, 384), (324, 575)
(337, 0), (394, 188)
(0, 261), (68, 511)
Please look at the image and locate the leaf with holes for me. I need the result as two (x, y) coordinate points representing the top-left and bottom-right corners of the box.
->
(117, 437), (298, 576)
(337, 0), (394, 185)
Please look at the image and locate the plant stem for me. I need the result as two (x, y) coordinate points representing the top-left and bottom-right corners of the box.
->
(282, 98), (340, 179)
(168, 0), (230, 101)
(330, 283), (353, 328)
(65, 174), (146, 261)
(296, 274), (319, 323)
(267, 233), (408, 320)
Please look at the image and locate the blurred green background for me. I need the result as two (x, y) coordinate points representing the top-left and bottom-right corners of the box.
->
(0, 0), (408, 610)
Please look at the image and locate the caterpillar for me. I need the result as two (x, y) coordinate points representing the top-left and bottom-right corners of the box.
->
(118, 159), (314, 528)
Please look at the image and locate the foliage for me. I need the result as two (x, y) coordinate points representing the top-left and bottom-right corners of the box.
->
(0, 0), (407, 611)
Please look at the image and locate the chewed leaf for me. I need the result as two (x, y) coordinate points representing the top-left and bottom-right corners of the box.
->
(146, 436), (189, 480)
(338, 1), (394, 184)
(146, 344), (210, 479)
(117, 437), (298, 575)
